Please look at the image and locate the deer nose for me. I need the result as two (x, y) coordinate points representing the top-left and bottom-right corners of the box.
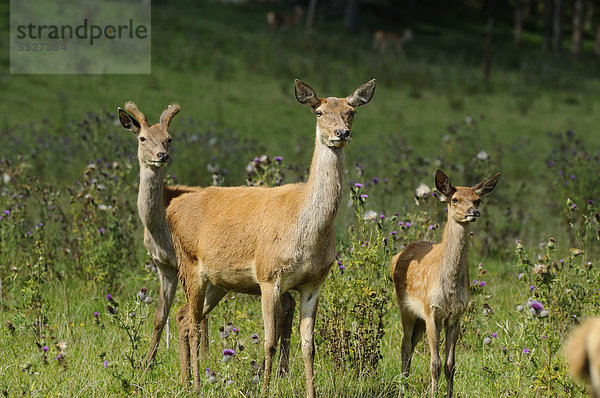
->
(334, 129), (351, 139)
(157, 152), (169, 162)
(469, 208), (480, 217)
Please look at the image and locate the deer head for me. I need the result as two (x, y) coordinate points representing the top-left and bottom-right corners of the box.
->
(294, 79), (376, 148)
(118, 101), (180, 168)
(435, 169), (501, 223)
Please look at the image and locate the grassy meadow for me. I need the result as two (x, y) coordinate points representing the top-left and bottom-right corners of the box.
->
(1, 1), (600, 396)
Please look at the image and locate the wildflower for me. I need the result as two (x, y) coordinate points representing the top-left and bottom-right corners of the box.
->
(274, 156), (283, 163)
(476, 150), (490, 161)
(54, 355), (62, 361)
(3, 210), (10, 216)
(479, 281), (486, 287)
(522, 348), (530, 354)
(208, 371), (218, 384)
(42, 345), (49, 353)
(372, 177), (379, 184)
(483, 337), (492, 345)
(106, 294), (113, 301)
(398, 221), (404, 226)
(428, 224), (435, 230)
(472, 279), (478, 285)
(93, 312), (99, 318)
(225, 322), (234, 333)
(529, 285), (535, 291)
(99, 227), (106, 235)
(360, 194), (368, 199)
(517, 273), (523, 280)
(541, 335), (547, 339)
(379, 214), (385, 220)
(415, 183), (431, 198)
(253, 157), (261, 164)
(492, 333), (498, 338)
(354, 183), (363, 188)
(405, 222), (411, 227)
(533, 264), (548, 275)
(516, 305), (524, 312)
(222, 349), (236, 363)
(205, 368), (211, 377)
(391, 231), (397, 236)
(251, 334), (260, 344)
(339, 264), (345, 270)
(103, 360), (108, 368)
(232, 328), (240, 333)
(219, 326), (230, 339)
(363, 210), (377, 221)
(137, 287), (147, 301)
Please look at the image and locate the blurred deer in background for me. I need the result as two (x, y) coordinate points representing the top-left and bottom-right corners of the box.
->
(169, 79), (375, 397)
(372, 29), (413, 54)
(267, 5), (304, 31)
(392, 169), (500, 397)
(566, 317), (600, 397)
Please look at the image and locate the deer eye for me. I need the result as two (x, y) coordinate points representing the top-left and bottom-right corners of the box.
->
(315, 110), (323, 117)
(474, 199), (481, 206)
(139, 136), (146, 142)
(452, 198), (458, 203)
(349, 110), (356, 116)
(166, 138), (172, 144)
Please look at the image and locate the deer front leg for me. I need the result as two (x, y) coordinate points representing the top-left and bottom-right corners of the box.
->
(188, 279), (209, 393)
(425, 313), (442, 398)
(200, 283), (227, 359)
(299, 287), (319, 398)
(277, 291), (296, 377)
(260, 281), (280, 397)
(145, 262), (178, 367)
(444, 317), (461, 398)
(176, 304), (191, 386)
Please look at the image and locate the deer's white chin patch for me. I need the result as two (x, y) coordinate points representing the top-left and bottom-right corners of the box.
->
(150, 161), (168, 168)
(466, 215), (477, 222)
(330, 138), (350, 148)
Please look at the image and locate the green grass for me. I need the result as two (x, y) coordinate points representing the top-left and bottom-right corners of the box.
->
(1, 1), (600, 396)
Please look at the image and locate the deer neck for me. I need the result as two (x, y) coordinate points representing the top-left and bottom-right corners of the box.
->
(138, 161), (168, 235)
(297, 131), (345, 239)
(439, 216), (470, 290)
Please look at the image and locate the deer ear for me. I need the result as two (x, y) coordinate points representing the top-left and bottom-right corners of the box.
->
(294, 79), (321, 109)
(160, 103), (181, 128)
(472, 172), (501, 196)
(118, 107), (141, 134)
(347, 79), (376, 108)
(435, 169), (455, 197)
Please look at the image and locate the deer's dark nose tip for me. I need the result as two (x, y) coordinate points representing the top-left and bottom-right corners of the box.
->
(157, 152), (169, 162)
(334, 129), (351, 139)
(470, 208), (480, 217)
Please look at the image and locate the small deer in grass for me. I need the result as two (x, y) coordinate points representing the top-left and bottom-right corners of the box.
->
(566, 317), (600, 397)
(392, 169), (500, 397)
(372, 29), (413, 54)
(118, 103), (296, 381)
(168, 79), (375, 397)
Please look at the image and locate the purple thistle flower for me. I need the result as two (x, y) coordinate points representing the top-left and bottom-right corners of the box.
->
(393, 212), (398, 216)
(391, 231), (397, 235)
(405, 222), (411, 227)
(522, 348), (530, 354)
(223, 349), (236, 356)
(379, 214), (385, 220)
(253, 157), (261, 164)
(99, 227), (106, 235)
(42, 345), (49, 352)
(398, 221), (404, 226)
(103, 360), (108, 368)
(354, 183), (362, 188)
(274, 156), (283, 163)
(339, 264), (345, 270)
(93, 311), (100, 318)
(3, 210), (10, 215)
(106, 294), (112, 301)
(541, 335), (547, 339)
(337, 260), (342, 266)
(517, 273), (523, 280)
(479, 281), (486, 287)
(472, 279), (478, 285)
(428, 224), (434, 230)
(55, 354), (61, 361)
(360, 194), (368, 199)
(372, 177), (379, 184)
(232, 328), (240, 333)
(572, 204), (577, 210)
(570, 174), (576, 180)
(529, 285), (535, 291)
(560, 258), (565, 263)
(530, 301), (543, 311)
(250, 333), (260, 344)
(492, 333), (498, 338)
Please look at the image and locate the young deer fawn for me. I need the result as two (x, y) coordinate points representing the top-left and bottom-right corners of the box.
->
(119, 103), (296, 381)
(566, 317), (600, 397)
(267, 5), (304, 31)
(392, 169), (500, 397)
(167, 79), (375, 397)
(372, 29), (413, 54)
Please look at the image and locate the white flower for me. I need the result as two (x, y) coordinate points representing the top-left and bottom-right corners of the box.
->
(363, 210), (378, 221)
(415, 183), (431, 198)
(476, 150), (489, 161)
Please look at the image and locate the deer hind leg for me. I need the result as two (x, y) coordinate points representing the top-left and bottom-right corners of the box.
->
(188, 278), (209, 393)
(145, 261), (178, 367)
(260, 281), (281, 397)
(176, 304), (191, 386)
(400, 311), (425, 377)
(425, 313), (442, 398)
(444, 317), (461, 398)
(277, 291), (295, 377)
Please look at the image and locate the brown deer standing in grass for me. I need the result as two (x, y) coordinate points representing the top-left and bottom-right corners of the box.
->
(118, 102), (297, 381)
(267, 5), (304, 31)
(168, 79), (376, 397)
(566, 317), (600, 397)
(392, 169), (500, 397)
(372, 29), (413, 54)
